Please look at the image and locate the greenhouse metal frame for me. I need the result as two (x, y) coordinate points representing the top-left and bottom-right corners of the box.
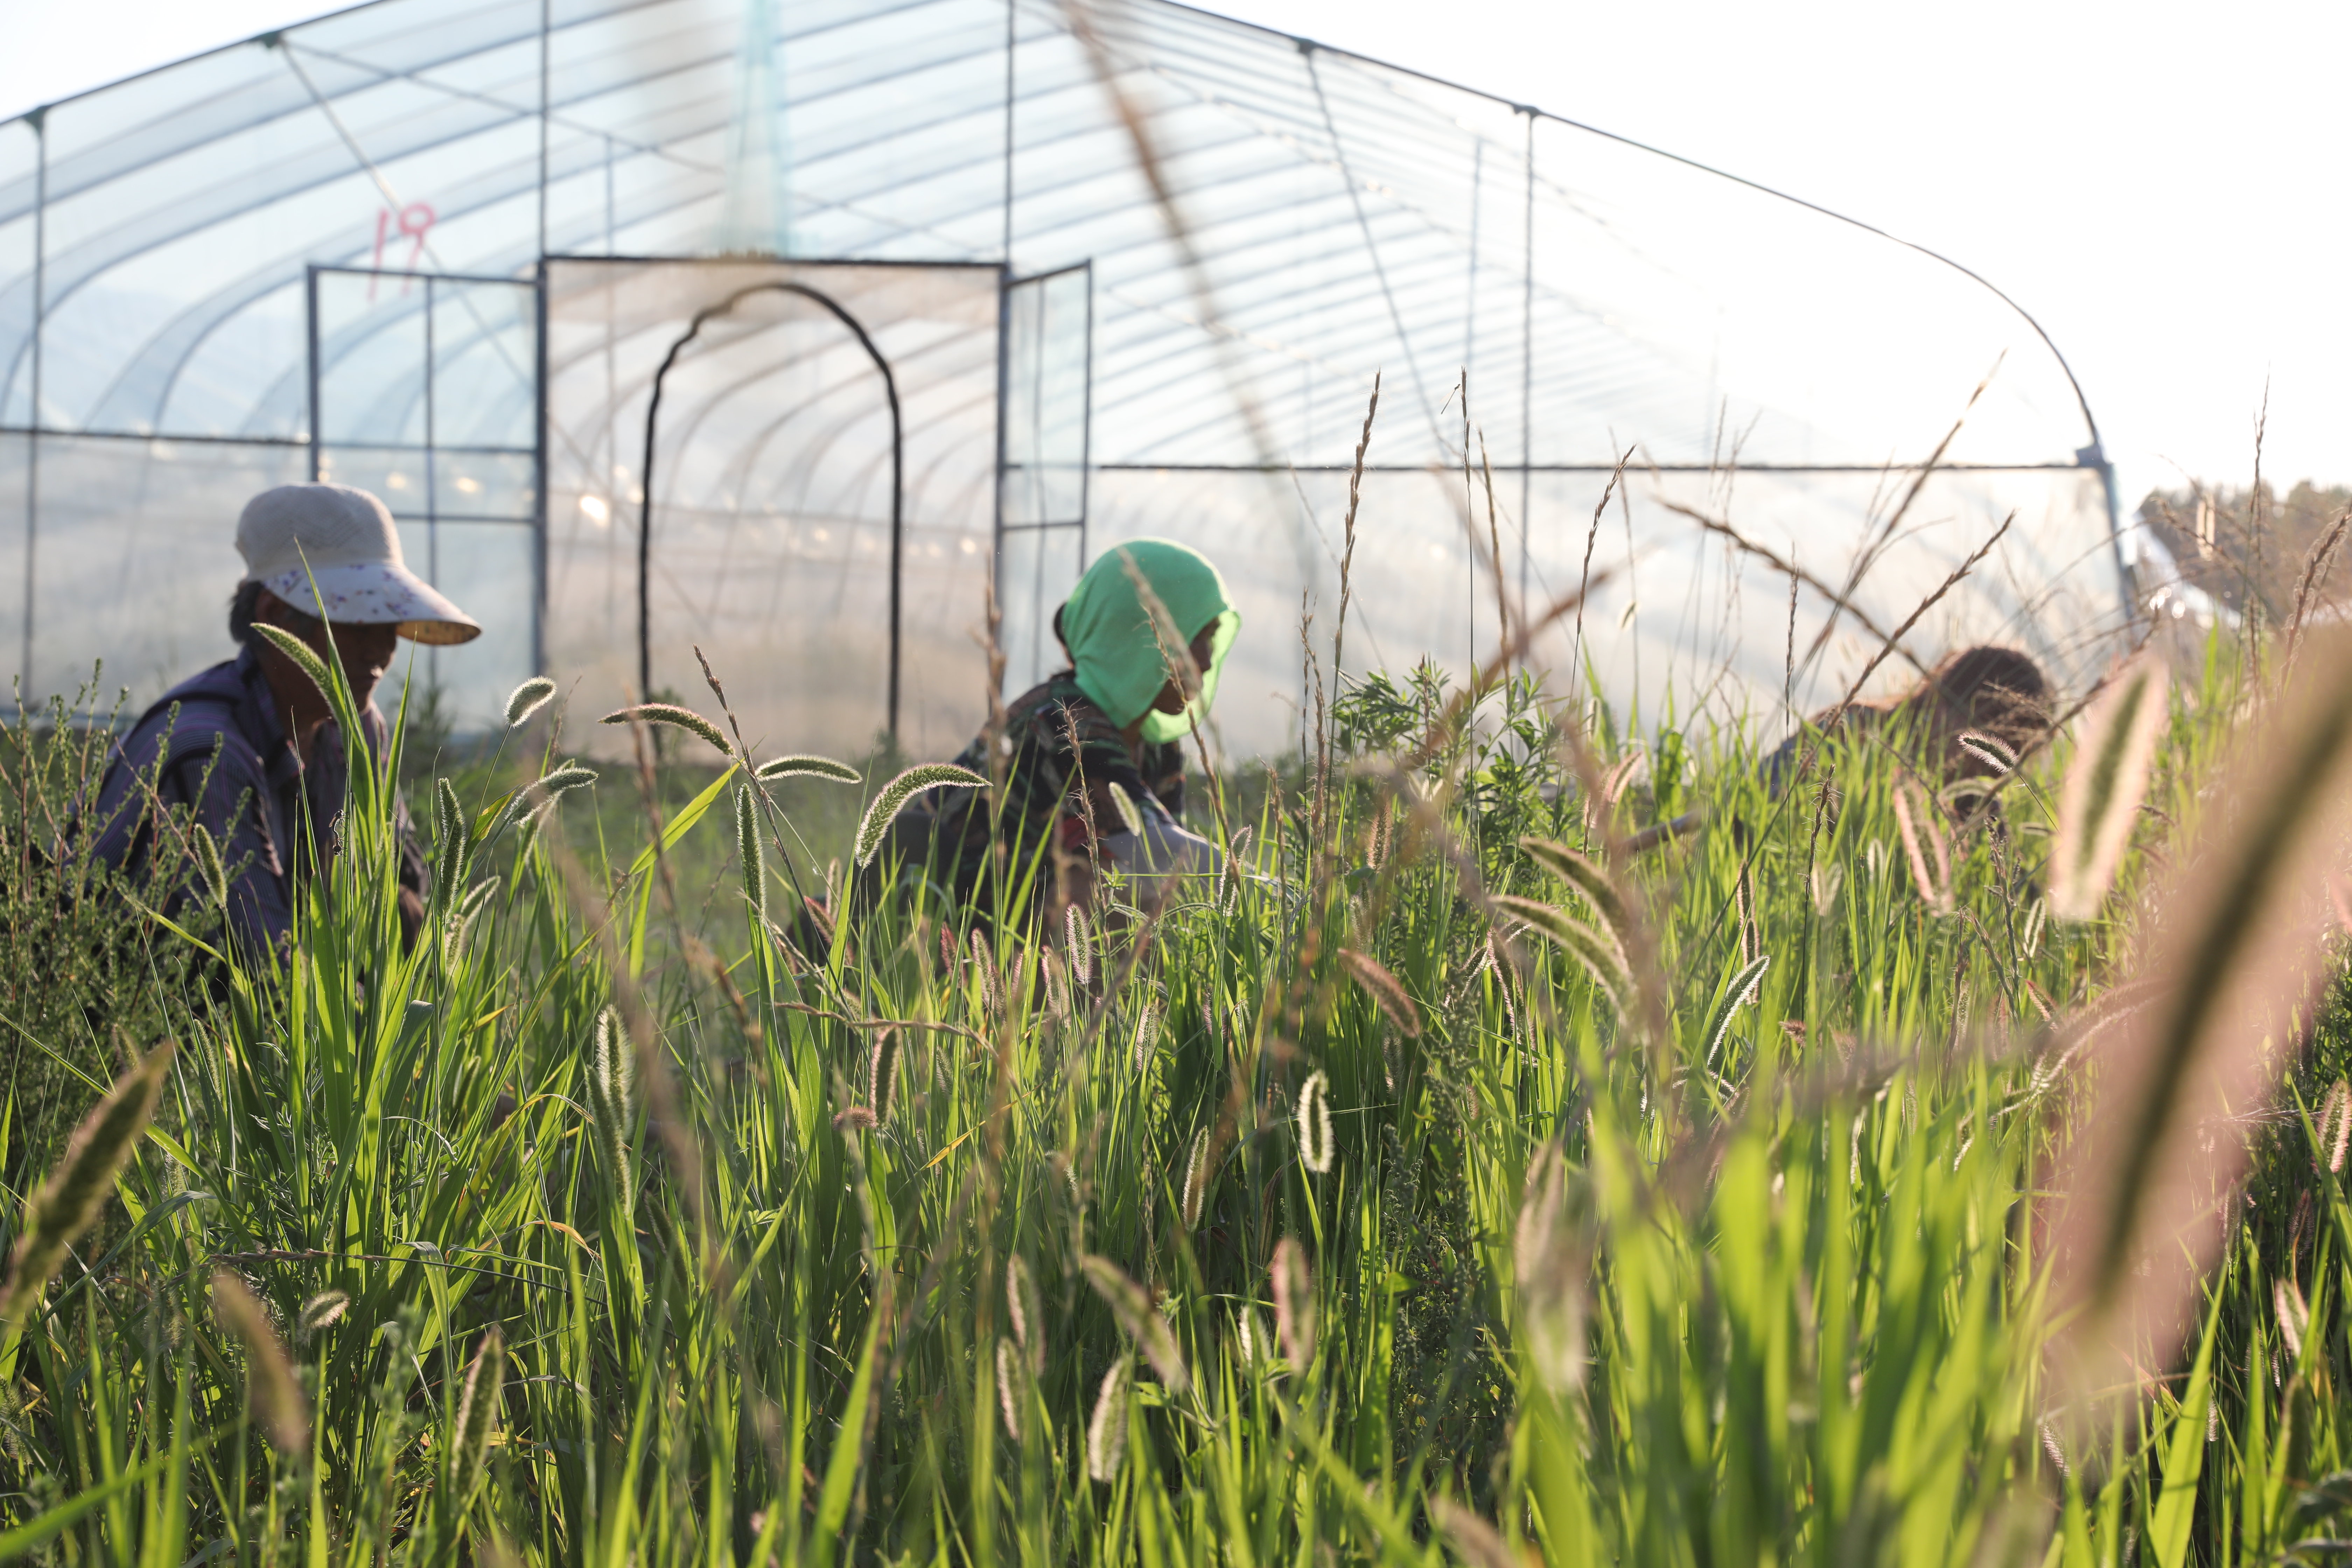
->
(0, 0), (2137, 760)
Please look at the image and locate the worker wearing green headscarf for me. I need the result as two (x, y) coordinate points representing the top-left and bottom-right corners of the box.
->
(871, 539), (1239, 921)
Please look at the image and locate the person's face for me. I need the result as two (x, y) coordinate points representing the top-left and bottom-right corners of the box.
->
(256, 588), (400, 713)
(1150, 622), (1221, 716)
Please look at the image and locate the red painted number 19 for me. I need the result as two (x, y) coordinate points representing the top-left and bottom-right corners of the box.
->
(368, 202), (436, 298)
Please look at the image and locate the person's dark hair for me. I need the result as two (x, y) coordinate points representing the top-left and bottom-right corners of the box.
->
(229, 581), (322, 645)
(1900, 644), (2051, 775)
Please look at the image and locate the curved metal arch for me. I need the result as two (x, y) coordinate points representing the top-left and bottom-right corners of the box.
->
(638, 278), (906, 741)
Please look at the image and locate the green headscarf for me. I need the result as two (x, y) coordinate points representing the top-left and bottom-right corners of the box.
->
(1059, 539), (1239, 743)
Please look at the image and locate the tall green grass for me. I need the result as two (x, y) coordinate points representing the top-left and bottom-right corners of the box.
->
(0, 628), (2340, 1566)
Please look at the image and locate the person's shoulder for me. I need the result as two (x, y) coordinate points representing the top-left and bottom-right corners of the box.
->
(155, 654), (251, 708)
(124, 656), (269, 770)
(1010, 672), (1121, 741)
(120, 657), (243, 741)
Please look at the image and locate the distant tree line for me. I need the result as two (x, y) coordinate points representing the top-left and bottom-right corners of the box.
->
(2137, 480), (2352, 622)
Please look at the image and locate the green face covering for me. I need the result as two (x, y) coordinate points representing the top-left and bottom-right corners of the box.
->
(1058, 539), (1240, 744)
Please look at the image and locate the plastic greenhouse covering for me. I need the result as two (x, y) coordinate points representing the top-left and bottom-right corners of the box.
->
(0, 0), (2136, 762)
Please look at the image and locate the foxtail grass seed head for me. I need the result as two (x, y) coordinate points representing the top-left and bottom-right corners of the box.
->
(297, 1289), (350, 1345)
(1086, 1358), (1130, 1482)
(435, 775), (463, 853)
(755, 753), (860, 784)
(442, 908), (475, 968)
(598, 702), (734, 758)
(2051, 652), (2168, 921)
(734, 784), (768, 925)
(970, 930), (1001, 1015)
(1338, 948), (1421, 1037)
(1079, 1255), (1189, 1393)
(1518, 836), (1635, 953)
(1515, 1141), (1586, 1394)
(460, 876), (501, 922)
(1270, 1236), (1316, 1368)
(1702, 954), (1771, 1070)
(1491, 894), (1631, 1010)
(1007, 1256), (1041, 1366)
(1104, 780), (1144, 838)
(534, 764), (597, 800)
(1065, 903), (1092, 987)
(1133, 999), (1161, 1072)
(1430, 1501), (1519, 1568)
(2274, 1277), (2310, 1359)
(2047, 628), (2352, 1401)
(1956, 729), (2017, 774)
(503, 675), (557, 728)
(211, 1271), (309, 1455)
(1809, 863), (1843, 917)
(1042, 950), (1070, 1021)
(854, 763), (986, 867)
(593, 1006), (633, 1126)
(0, 1040), (175, 1330)
(250, 622), (336, 706)
(449, 1326), (506, 1498)
(1890, 780), (1948, 910)
(2322, 1079), (2352, 1173)
(995, 1337), (1024, 1441)
(1294, 1071), (1335, 1175)
(2022, 897), (2048, 960)
(832, 1105), (877, 1132)
(190, 825), (229, 909)
(1182, 1127), (1211, 1228)
(1236, 1306), (1265, 1364)
(587, 1007), (634, 1199)
(867, 1029), (898, 1120)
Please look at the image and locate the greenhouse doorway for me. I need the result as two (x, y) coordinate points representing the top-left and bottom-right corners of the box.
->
(541, 258), (1031, 762)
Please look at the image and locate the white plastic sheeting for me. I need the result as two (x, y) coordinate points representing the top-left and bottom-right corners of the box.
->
(0, 0), (2132, 752)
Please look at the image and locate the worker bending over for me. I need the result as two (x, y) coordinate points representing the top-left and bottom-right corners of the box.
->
(84, 484), (482, 958)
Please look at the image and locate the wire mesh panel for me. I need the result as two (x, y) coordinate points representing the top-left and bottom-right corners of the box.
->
(544, 257), (1000, 761)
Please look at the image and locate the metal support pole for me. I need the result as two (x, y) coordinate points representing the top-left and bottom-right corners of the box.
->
(533, 261), (550, 681)
(537, 0), (550, 259)
(22, 108), (42, 694)
(637, 280), (904, 738)
(424, 276), (440, 694)
(1078, 262), (1094, 568)
(305, 266), (323, 482)
(1518, 107), (1534, 618)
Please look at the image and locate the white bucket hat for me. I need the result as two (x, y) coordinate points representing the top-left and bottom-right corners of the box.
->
(236, 484), (482, 645)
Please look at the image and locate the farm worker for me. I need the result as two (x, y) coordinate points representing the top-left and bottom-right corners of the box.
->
(868, 538), (1237, 922)
(82, 484), (481, 959)
(1762, 643), (2051, 791)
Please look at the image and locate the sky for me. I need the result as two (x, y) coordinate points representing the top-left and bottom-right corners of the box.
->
(3, 0), (2346, 514)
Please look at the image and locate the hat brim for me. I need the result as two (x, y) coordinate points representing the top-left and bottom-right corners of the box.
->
(261, 561), (483, 646)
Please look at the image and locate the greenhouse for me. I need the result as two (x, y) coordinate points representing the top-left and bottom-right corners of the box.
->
(0, 0), (2136, 759)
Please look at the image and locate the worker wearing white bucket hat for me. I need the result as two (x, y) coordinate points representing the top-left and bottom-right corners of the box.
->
(84, 484), (482, 957)
(234, 483), (481, 644)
